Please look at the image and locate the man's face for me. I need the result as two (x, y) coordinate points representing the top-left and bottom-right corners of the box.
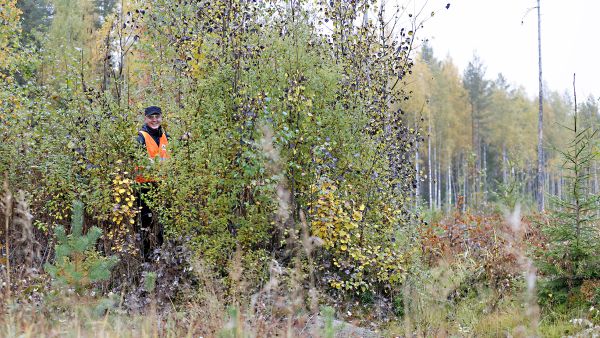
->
(144, 113), (162, 129)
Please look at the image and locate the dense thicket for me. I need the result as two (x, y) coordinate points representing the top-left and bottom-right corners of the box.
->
(1, 0), (428, 302)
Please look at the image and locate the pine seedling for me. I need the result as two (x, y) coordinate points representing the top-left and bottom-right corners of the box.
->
(45, 200), (119, 293)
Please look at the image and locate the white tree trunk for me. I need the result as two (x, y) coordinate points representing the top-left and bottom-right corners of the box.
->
(437, 159), (441, 209)
(502, 145), (508, 185)
(416, 148), (420, 209)
(594, 161), (598, 194)
(447, 159), (452, 212)
(428, 120), (433, 210)
(483, 142), (487, 204)
(463, 154), (468, 212)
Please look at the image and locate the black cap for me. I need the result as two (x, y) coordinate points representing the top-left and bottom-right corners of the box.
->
(144, 106), (162, 116)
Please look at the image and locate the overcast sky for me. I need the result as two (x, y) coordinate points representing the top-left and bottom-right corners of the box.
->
(412, 0), (599, 100)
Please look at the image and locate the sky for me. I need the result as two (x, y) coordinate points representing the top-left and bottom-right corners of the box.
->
(411, 0), (599, 100)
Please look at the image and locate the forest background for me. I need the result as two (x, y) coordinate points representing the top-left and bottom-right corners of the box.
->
(1, 0), (600, 336)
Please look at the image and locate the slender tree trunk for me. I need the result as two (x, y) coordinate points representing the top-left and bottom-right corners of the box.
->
(483, 142), (488, 204)
(428, 118), (433, 210)
(586, 167), (591, 195)
(512, 166), (517, 194)
(527, 161), (533, 197)
(594, 161), (598, 194)
(102, 29), (111, 92)
(544, 169), (552, 192)
(454, 158), (459, 209)
(463, 154), (468, 212)
(593, 162), (600, 218)
(416, 147), (420, 209)
(523, 163), (528, 196)
(474, 120), (480, 208)
(502, 145), (508, 185)
(536, 0), (545, 211)
(433, 146), (437, 210)
(556, 174), (560, 197)
(447, 159), (452, 212)
(470, 101), (476, 209)
(437, 160), (442, 209)
(558, 170), (562, 199)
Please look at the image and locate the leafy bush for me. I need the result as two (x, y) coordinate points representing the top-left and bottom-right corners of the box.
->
(311, 179), (412, 294)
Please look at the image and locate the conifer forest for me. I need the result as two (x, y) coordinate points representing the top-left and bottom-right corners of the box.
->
(1, 0), (600, 336)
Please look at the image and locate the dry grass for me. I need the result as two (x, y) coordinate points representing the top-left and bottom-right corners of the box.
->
(385, 205), (544, 337)
(0, 254), (322, 338)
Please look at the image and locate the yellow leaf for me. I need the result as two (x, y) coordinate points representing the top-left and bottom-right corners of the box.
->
(340, 245), (347, 251)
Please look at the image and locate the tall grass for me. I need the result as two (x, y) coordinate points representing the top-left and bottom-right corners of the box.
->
(0, 125), (337, 338)
(2, 132), (598, 337)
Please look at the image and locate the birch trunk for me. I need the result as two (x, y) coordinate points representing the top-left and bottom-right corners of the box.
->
(416, 148), (420, 209)
(483, 142), (487, 204)
(536, 0), (545, 211)
(463, 154), (468, 212)
(428, 119), (433, 210)
(502, 145), (508, 185)
(447, 159), (452, 212)
(594, 161), (598, 194)
(433, 146), (437, 210)
(437, 159), (442, 209)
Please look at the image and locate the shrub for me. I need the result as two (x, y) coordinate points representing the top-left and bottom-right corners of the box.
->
(311, 179), (413, 295)
(420, 211), (542, 293)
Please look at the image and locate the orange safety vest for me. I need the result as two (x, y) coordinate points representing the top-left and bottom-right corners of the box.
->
(135, 131), (170, 183)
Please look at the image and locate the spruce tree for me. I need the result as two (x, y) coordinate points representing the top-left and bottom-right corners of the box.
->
(539, 100), (600, 297)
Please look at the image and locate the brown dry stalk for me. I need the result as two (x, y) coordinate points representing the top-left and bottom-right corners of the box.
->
(2, 177), (12, 300)
(13, 190), (40, 275)
(299, 210), (322, 313)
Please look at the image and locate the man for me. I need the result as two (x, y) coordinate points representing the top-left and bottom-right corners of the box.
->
(136, 106), (169, 162)
(135, 105), (169, 259)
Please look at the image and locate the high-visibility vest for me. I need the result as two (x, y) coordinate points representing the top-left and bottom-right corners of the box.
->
(135, 131), (170, 183)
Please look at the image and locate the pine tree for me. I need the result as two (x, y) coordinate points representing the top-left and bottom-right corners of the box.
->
(44, 200), (118, 293)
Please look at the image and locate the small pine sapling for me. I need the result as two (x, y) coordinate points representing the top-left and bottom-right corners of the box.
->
(44, 200), (119, 293)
